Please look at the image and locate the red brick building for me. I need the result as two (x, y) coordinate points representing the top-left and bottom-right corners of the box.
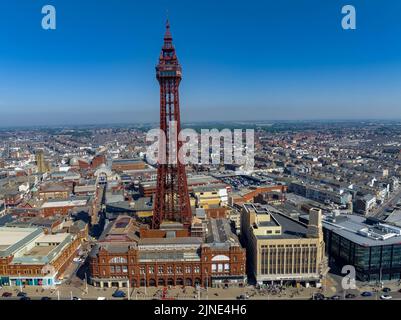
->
(91, 154), (106, 169)
(4, 191), (23, 207)
(111, 159), (146, 172)
(89, 216), (246, 288)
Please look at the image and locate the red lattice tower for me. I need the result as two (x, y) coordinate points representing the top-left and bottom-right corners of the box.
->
(152, 20), (192, 229)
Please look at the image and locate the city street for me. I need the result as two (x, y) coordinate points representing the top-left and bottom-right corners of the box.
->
(367, 188), (401, 219)
(2, 272), (401, 301)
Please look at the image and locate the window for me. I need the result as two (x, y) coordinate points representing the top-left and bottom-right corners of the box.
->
(158, 266), (164, 274)
(115, 266), (121, 273)
(109, 257), (127, 264)
(185, 266), (191, 273)
(176, 266), (182, 274)
(218, 264), (223, 272)
(224, 264), (230, 272)
(122, 266), (128, 273)
(149, 266), (154, 274)
(110, 266), (115, 273)
(167, 266), (173, 274)
(194, 266), (200, 273)
(212, 264), (217, 272)
(140, 267), (145, 275)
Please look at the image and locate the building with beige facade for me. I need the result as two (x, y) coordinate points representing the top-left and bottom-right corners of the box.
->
(241, 203), (326, 286)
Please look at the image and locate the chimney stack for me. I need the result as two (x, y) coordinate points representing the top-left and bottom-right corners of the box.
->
(307, 207), (323, 239)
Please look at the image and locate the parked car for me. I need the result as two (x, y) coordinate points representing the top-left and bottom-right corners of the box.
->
(361, 291), (373, 297)
(20, 296), (31, 301)
(380, 295), (393, 300)
(41, 297), (52, 300)
(330, 295), (341, 300)
(382, 287), (391, 293)
(112, 290), (126, 298)
(72, 296), (82, 300)
(97, 297), (106, 300)
(312, 293), (325, 300)
(2, 292), (12, 298)
(17, 292), (27, 297)
(345, 293), (356, 299)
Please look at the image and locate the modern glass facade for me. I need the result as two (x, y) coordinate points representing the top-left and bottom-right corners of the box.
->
(324, 229), (401, 281)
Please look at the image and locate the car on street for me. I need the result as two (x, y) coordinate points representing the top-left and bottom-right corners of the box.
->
(72, 296), (82, 300)
(380, 295), (393, 300)
(2, 292), (12, 298)
(382, 287), (391, 293)
(361, 291), (373, 297)
(330, 295), (341, 300)
(312, 293), (325, 300)
(20, 296), (31, 301)
(41, 297), (52, 300)
(97, 297), (106, 300)
(112, 290), (126, 298)
(17, 292), (27, 297)
(345, 293), (356, 299)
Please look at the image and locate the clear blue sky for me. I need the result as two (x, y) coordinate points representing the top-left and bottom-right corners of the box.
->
(1, 0), (401, 126)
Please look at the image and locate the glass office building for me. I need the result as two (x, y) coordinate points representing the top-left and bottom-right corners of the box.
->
(301, 214), (401, 282)
(325, 230), (401, 281)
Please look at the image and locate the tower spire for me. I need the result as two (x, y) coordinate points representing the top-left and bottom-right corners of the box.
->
(164, 17), (172, 41)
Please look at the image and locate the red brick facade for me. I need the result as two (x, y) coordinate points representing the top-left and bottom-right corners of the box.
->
(89, 244), (246, 288)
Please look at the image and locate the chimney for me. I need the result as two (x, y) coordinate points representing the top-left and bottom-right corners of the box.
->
(307, 207), (323, 239)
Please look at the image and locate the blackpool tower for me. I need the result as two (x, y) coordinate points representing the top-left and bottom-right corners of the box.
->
(152, 20), (192, 230)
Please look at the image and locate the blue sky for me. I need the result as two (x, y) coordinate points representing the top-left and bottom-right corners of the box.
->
(0, 0), (401, 126)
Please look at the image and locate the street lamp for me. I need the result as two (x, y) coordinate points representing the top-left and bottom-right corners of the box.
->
(84, 272), (88, 294)
(127, 279), (130, 300)
(144, 270), (147, 296)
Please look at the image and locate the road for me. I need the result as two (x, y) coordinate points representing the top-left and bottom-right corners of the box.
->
(367, 188), (401, 220)
(1, 272), (401, 301)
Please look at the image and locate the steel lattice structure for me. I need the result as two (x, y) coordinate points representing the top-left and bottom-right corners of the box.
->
(152, 20), (192, 229)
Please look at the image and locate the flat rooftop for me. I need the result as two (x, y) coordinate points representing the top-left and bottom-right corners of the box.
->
(303, 213), (401, 247)
(0, 227), (39, 251)
(245, 203), (309, 240)
(41, 199), (88, 208)
(22, 244), (57, 257)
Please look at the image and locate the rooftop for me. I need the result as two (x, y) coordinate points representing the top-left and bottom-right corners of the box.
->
(244, 203), (309, 240)
(303, 213), (401, 246)
(0, 227), (39, 251)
